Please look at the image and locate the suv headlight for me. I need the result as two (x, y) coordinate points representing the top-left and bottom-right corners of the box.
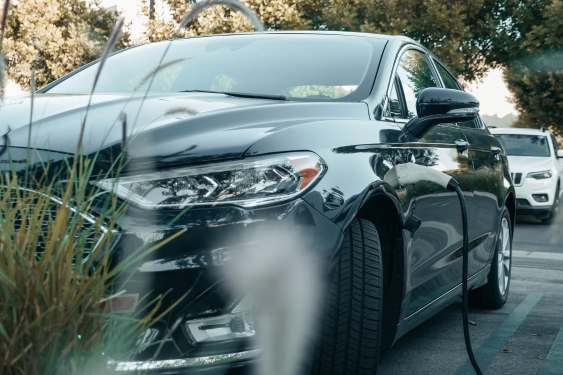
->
(94, 152), (325, 209)
(526, 170), (552, 180)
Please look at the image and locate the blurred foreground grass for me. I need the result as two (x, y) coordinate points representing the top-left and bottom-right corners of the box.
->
(0, 158), (179, 375)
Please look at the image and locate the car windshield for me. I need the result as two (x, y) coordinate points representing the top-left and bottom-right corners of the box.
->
(45, 34), (384, 101)
(496, 134), (551, 157)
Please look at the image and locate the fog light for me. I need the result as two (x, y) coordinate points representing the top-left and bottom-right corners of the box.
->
(185, 299), (256, 344)
(532, 194), (549, 203)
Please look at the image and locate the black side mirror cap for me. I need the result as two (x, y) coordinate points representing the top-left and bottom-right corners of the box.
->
(416, 88), (479, 118)
(400, 88), (479, 142)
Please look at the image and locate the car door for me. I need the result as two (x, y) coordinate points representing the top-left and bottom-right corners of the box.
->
(433, 58), (501, 275)
(384, 48), (474, 318)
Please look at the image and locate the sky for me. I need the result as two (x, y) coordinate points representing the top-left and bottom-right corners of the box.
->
(6, 0), (519, 117)
(466, 69), (517, 117)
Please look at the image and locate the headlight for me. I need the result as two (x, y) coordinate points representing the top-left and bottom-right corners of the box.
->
(94, 152), (325, 209)
(526, 170), (552, 180)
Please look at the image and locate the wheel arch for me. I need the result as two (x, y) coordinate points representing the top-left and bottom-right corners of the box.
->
(356, 186), (405, 348)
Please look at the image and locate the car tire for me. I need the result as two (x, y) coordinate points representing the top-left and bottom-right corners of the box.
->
(541, 211), (555, 225)
(470, 207), (512, 309)
(541, 184), (559, 225)
(309, 218), (383, 375)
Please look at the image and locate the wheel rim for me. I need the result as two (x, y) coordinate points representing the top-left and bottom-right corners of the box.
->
(497, 217), (511, 295)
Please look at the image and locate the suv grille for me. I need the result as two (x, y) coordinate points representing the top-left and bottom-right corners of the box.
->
(0, 188), (108, 262)
(511, 172), (523, 186)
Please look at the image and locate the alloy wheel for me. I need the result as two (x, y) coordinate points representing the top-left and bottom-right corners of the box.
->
(497, 217), (511, 295)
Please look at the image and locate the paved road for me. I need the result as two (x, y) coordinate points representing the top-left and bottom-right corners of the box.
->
(513, 211), (563, 271)
(379, 217), (563, 375)
(514, 211), (563, 254)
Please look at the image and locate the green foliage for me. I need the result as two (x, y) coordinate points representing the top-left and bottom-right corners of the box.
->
(0, 169), (115, 374)
(1, 0), (129, 89)
(320, 0), (515, 81)
(143, 0), (523, 83)
(145, 0), (312, 42)
(503, 0), (563, 135)
(0, 152), (186, 375)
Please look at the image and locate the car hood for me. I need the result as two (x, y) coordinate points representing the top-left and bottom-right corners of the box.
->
(506, 155), (555, 174)
(0, 93), (369, 167)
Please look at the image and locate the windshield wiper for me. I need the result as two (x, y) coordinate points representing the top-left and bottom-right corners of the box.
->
(180, 89), (287, 101)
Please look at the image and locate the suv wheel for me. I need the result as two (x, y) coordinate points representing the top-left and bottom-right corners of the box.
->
(541, 184), (559, 225)
(471, 207), (512, 309)
(310, 218), (383, 375)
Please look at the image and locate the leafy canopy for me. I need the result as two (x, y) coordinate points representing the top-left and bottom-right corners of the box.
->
(1, 0), (127, 88)
(502, 0), (563, 134)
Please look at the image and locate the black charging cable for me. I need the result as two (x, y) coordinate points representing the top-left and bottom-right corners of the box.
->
(448, 179), (484, 375)
(384, 163), (484, 375)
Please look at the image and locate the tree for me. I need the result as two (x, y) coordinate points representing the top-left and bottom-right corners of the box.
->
(145, 0), (314, 42)
(502, 0), (563, 135)
(2, 0), (128, 89)
(145, 0), (520, 83)
(320, 0), (517, 82)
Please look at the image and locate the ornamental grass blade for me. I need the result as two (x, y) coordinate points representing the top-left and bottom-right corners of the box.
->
(0, 0), (9, 101)
(75, 16), (125, 156)
(0, 53), (5, 101)
(0, 0), (9, 51)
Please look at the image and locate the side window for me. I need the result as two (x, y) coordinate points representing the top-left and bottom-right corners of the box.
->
(386, 78), (405, 118)
(434, 58), (481, 129)
(434, 60), (462, 90)
(396, 49), (439, 119)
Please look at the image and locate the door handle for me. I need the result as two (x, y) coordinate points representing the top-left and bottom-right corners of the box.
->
(455, 139), (470, 154)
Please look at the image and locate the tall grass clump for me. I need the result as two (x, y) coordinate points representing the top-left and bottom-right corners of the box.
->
(0, 155), (184, 375)
(1, 162), (117, 375)
(0, 9), (180, 374)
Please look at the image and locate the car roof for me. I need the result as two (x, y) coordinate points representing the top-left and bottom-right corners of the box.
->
(176, 30), (419, 45)
(490, 127), (551, 136)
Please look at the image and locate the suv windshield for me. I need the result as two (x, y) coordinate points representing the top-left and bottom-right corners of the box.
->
(46, 34), (384, 101)
(496, 134), (551, 157)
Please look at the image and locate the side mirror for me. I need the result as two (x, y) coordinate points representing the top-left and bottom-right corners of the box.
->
(557, 150), (563, 159)
(400, 88), (479, 142)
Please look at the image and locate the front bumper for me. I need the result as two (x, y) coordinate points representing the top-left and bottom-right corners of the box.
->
(515, 199), (553, 217)
(109, 198), (341, 372)
(514, 177), (557, 214)
(110, 349), (259, 374)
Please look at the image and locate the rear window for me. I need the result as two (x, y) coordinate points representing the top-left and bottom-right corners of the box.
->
(495, 134), (551, 157)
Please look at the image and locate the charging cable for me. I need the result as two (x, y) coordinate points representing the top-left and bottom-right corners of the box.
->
(384, 163), (484, 375)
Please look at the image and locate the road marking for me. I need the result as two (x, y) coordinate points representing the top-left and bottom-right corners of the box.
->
(455, 292), (544, 375)
(513, 250), (563, 262)
(538, 327), (563, 375)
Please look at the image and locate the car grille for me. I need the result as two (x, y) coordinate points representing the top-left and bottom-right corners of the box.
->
(0, 188), (109, 262)
(511, 172), (523, 186)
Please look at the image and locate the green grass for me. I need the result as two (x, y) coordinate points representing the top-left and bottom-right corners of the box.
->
(0, 153), (187, 375)
(0, 6), (190, 373)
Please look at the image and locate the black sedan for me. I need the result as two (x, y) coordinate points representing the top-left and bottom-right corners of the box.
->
(0, 32), (515, 374)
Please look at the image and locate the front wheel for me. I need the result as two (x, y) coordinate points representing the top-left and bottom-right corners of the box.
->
(310, 218), (383, 375)
(471, 208), (512, 309)
(541, 184), (559, 225)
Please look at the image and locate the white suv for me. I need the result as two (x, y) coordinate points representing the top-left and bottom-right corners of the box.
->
(491, 128), (563, 223)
